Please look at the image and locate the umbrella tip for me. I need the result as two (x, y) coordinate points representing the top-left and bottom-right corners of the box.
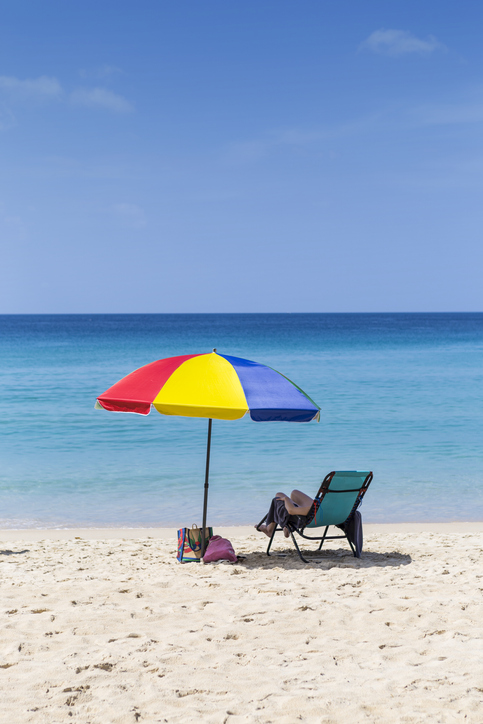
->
(212, 348), (217, 353)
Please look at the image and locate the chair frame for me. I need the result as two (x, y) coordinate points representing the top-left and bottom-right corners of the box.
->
(259, 471), (373, 564)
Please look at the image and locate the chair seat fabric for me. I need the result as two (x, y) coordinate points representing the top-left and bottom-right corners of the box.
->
(305, 471), (370, 528)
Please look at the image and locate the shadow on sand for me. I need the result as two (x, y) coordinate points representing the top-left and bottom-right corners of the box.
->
(0, 549), (30, 556)
(237, 547), (412, 570)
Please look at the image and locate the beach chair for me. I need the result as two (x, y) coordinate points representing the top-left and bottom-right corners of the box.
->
(260, 471), (373, 564)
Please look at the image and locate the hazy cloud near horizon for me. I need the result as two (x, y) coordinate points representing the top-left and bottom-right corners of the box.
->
(70, 87), (133, 113)
(110, 203), (147, 227)
(0, 74), (62, 98)
(0, 74), (133, 117)
(79, 65), (124, 80)
(360, 29), (446, 56)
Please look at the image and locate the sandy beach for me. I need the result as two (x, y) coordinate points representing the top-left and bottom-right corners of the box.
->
(1, 523), (482, 723)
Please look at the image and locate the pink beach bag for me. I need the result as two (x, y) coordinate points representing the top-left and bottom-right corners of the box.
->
(202, 535), (237, 563)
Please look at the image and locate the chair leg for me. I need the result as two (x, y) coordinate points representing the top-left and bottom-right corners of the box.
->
(347, 535), (358, 558)
(266, 525), (278, 556)
(317, 526), (329, 551)
(289, 531), (311, 564)
(266, 524), (358, 563)
(267, 526), (309, 562)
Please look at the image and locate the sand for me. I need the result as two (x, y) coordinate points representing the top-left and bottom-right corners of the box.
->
(1, 523), (482, 723)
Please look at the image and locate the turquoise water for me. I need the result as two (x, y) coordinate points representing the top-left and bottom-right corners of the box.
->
(1, 313), (482, 528)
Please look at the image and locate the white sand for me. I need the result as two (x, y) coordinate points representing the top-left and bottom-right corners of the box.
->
(1, 524), (482, 723)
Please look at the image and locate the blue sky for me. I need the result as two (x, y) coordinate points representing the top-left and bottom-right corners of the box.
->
(1, 1), (482, 313)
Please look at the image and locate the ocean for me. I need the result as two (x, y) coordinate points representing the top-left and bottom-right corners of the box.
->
(1, 313), (482, 528)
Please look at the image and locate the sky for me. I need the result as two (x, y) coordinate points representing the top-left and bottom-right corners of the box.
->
(1, 0), (482, 313)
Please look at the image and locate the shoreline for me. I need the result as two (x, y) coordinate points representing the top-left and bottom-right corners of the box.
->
(1, 520), (483, 541)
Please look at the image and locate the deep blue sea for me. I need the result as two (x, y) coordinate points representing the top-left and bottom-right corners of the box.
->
(1, 313), (482, 528)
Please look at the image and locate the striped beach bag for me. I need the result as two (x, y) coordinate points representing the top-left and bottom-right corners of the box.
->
(177, 525), (213, 563)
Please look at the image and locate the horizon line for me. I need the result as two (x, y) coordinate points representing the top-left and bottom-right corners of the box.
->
(1, 311), (482, 316)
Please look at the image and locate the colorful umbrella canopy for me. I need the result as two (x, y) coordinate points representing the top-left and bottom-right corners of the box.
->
(96, 351), (320, 556)
(95, 351), (320, 423)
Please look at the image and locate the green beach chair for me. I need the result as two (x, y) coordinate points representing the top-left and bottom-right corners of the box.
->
(263, 471), (373, 563)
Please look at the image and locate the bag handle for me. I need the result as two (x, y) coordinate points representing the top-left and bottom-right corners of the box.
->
(188, 530), (201, 551)
(187, 525), (212, 552)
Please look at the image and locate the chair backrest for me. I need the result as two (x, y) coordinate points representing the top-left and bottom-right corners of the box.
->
(305, 471), (372, 529)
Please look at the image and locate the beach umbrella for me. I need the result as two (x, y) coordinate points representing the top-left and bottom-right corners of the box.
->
(95, 350), (320, 555)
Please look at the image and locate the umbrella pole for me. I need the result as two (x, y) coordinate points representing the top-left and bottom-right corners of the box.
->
(201, 418), (212, 558)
